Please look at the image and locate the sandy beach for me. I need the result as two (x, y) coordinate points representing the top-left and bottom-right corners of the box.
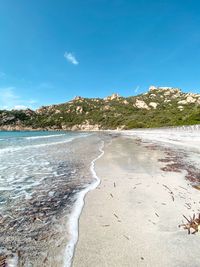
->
(73, 134), (200, 267)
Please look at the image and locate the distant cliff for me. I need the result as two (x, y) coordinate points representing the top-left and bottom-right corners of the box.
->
(0, 86), (200, 130)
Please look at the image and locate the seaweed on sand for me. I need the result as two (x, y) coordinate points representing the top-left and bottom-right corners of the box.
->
(179, 214), (200, 234)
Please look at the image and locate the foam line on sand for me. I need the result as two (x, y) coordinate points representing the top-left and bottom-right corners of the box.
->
(62, 141), (105, 267)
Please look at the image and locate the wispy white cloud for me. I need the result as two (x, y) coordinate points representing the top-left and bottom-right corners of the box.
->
(134, 85), (140, 94)
(0, 87), (37, 110)
(64, 52), (79, 65)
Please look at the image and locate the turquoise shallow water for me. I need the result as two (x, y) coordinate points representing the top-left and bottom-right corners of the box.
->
(0, 131), (82, 150)
(0, 131), (88, 202)
(0, 130), (95, 266)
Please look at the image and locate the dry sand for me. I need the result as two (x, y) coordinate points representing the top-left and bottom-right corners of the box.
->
(72, 136), (200, 267)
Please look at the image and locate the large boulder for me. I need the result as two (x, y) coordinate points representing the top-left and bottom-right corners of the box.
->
(149, 102), (158, 109)
(104, 93), (120, 101)
(178, 100), (187, 105)
(76, 106), (83, 114)
(186, 96), (196, 103)
(134, 99), (150, 110)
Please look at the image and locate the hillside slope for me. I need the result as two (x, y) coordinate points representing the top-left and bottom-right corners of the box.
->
(0, 86), (200, 130)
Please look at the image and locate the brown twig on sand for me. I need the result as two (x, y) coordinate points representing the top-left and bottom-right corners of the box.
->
(110, 193), (113, 198)
(162, 184), (175, 201)
(123, 235), (130, 240)
(162, 184), (172, 193)
(148, 219), (156, 225)
(179, 213), (200, 234)
(114, 213), (119, 219)
(184, 203), (191, 210)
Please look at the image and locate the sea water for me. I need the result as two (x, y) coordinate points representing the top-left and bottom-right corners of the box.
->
(0, 131), (105, 266)
(0, 131), (87, 206)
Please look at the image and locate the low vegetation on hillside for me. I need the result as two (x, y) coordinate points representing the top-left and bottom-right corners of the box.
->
(0, 86), (200, 130)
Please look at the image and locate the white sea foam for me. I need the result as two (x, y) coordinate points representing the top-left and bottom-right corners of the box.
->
(6, 254), (18, 267)
(0, 136), (82, 155)
(62, 140), (105, 267)
(25, 134), (66, 140)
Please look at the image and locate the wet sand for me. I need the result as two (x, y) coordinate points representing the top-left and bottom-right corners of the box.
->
(73, 135), (200, 267)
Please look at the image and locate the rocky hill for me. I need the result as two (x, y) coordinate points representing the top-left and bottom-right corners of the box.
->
(0, 86), (200, 130)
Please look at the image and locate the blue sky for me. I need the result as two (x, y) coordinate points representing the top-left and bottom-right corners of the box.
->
(0, 0), (200, 109)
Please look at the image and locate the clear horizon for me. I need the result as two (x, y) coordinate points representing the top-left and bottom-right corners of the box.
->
(0, 0), (200, 110)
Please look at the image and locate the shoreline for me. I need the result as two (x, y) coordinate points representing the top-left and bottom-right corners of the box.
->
(63, 140), (105, 267)
(0, 123), (200, 132)
(0, 132), (108, 267)
(72, 134), (200, 267)
(1, 129), (200, 266)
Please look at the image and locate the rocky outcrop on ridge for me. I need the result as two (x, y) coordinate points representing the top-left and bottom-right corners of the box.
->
(0, 86), (200, 130)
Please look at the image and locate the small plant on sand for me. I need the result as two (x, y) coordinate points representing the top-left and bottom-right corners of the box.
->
(179, 214), (200, 234)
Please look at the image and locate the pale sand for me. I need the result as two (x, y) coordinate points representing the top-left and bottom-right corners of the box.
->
(73, 136), (200, 267)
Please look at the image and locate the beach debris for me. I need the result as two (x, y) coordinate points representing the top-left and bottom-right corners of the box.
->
(135, 183), (142, 186)
(184, 203), (191, 210)
(0, 255), (6, 267)
(110, 193), (114, 198)
(193, 185), (200, 191)
(162, 184), (175, 201)
(160, 148), (200, 185)
(148, 219), (156, 225)
(102, 224), (110, 227)
(179, 214), (200, 234)
(123, 235), (130, 240)
(145, 144), (158, 150)
(160, 157), (184, 172)
(155, 213), (159, 217)
(162, 184), (172, 192)
(141, 257), (144, 260)
(43, 257), (48, 263)
(114, 182), (116, 188)
(114, 213), (119, 219)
